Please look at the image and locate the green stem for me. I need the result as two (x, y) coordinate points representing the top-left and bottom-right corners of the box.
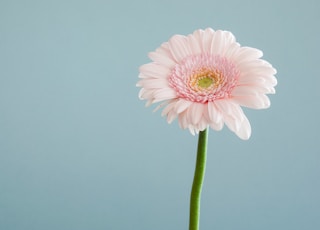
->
(189, 128), (208, 230)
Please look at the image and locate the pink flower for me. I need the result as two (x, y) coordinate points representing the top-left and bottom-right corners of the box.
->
(137, 28), (277, 140)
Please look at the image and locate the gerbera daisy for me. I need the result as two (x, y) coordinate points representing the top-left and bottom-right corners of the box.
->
(137, 28), (277, 140)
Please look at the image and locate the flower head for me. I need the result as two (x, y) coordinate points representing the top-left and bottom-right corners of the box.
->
(137, 28), (277, 140)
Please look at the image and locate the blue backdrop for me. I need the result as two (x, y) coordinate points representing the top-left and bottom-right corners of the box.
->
(1, 0), (319, 229)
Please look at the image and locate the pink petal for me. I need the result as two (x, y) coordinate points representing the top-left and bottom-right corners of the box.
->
(139, 63), (170, 78)
(238, 74), (277, 88)
(239, 64), (277, 77)
(187, 103), (204, 125)
(207, 102), (223, 124)
(167, 110), (178, 124)
(152, 88), (176, 103)
(214, 100), (234, 115)
(210, 30), (224, 55)
(231, 85), (275, 96)
(235, 47), (263, 63)
(196, 118), (208, 132)
(178, 110), (188, 129)
(232, 94), (271, 109)
(138, 88), (154, 100)
(222, 104), (251, 140)
(210, 122), (223, 131)
(188, 126), (196, 136)
(161, 101), (176, 117)
(188, 33), (202, 54)
(237, 115), (251, 140)
(168, 35), (191, 62)
(148, 51), (176, 68)
(174, 99), (192, 113)
(137, 78), (169, 88)
(202, 28), (215, 52)
(224, 42), (241, 59)
(192, 29), (205, 52)
(223, 31), (236, 45)
(153, 101), (169, 112)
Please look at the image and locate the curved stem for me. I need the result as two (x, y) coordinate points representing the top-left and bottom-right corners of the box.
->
(189, 128), (208, 230)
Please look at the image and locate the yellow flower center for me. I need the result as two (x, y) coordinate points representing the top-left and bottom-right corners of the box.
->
(198, 77), (213, 88)
(189, 68), (222, 92)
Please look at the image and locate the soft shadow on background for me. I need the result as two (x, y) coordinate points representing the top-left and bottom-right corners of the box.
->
(1, 0), (319, 229)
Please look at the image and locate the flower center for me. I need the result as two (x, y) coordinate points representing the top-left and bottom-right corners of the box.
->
(189, 68), (223, 91)
(188, 68), (223, 95)
(168, 53), (239, 103)
(198, 77), (213, 89)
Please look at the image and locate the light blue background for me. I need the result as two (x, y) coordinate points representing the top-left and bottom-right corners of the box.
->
(1, 0), (319, 229)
